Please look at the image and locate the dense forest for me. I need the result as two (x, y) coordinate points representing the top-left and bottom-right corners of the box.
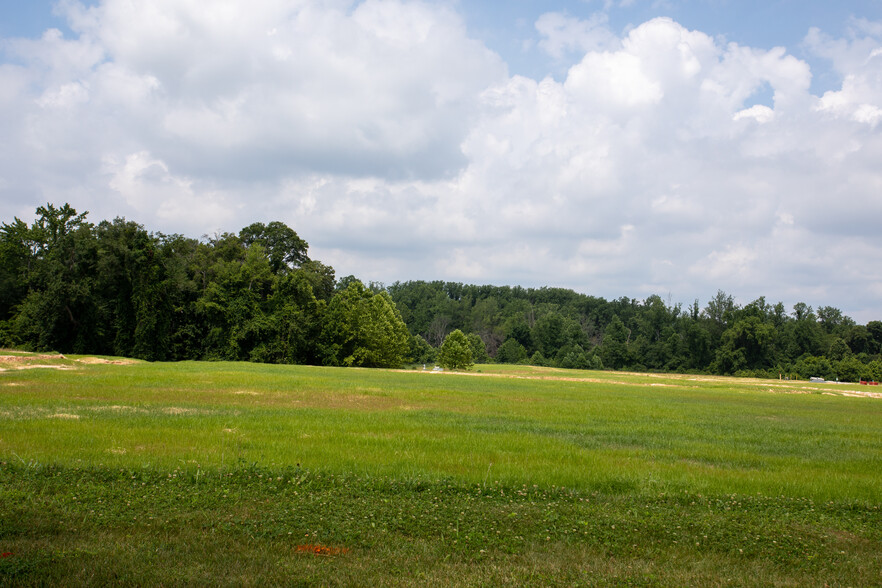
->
(2, 204), (881, 381)
(0, 204), (408, 368)
(389, 281), (882, 381)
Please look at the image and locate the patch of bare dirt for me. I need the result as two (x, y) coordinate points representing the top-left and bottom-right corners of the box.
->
(84, 405), (146, 414)
(0, 353), (66, 364)
(162, 407), (197, 415)
(8, 364), (76, 371)
(401, 369), (681, 387)
(839, 390), (882, 399)
(400, 368), (881, 398)
(0, 352), (76, 371)
(763, 382), (882, 399)
(75, 357), (138, 365)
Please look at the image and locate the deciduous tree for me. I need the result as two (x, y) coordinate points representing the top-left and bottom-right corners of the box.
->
(439, 329), (473, 370)
(319, 281), (410, 368)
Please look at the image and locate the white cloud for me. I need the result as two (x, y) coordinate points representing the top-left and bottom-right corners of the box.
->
(103, 151), (237, 232)
(1, 4), (882, 321)
(5, 0), (507, 185)
(807, 20), (882, 129)
(535, 12), (617, 59)
(691, 244), (760, 283)
(733, 104), (774, 123)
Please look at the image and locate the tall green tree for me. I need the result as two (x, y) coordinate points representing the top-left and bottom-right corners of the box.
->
(12, 205), (101, 353)
(713, 316), (775, 373)
(866, 321), (882, 355)
(239, 221), (308, 273)
(600, 315), (630, 369)
(784, 303), (825, 359)
(495, 338), (527, 364)
(0, 218), (38, 325)
(466, 333), (490, 364)
(438, 329), (473, 370)
(319, 281), (410, 368)
(409, 334), (437, 365)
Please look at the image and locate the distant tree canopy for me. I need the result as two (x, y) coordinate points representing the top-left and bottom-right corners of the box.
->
(386, 282), (882, 381)
(3, 204), (881, 381)
(0, 204), (403, 366)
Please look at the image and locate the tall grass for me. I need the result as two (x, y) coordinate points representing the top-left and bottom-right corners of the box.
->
(2, 359), (880, 501)
(1, 355), (881, 586)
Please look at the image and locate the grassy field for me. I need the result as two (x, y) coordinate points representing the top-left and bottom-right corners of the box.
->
(1, 352), (880, 586)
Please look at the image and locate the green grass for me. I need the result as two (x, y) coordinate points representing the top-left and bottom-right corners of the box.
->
(1, 354), (881, 586)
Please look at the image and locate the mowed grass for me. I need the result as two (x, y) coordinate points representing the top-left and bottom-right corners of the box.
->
(1, 355), (881, 586)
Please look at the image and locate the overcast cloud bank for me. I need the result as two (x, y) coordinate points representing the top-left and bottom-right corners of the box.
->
(1, 1), (881, 321)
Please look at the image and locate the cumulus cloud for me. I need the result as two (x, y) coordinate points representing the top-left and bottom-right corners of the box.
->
(1, 3), (882, 321)
(1, 0), (506, 210)
(535, 11), (618, 59)
(437, 16), (882, 319)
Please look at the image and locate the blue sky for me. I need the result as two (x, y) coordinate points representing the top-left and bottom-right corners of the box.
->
(5, 0), (880, 88)
(1, 1), (882, 321)
(0, 0), (78, 37)
(3, 0), (878, 96)
(466, 0), (882, 92)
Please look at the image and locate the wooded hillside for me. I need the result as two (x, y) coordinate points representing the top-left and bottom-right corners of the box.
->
(2, 204), (880, 381)
(389, 281), (882, 381)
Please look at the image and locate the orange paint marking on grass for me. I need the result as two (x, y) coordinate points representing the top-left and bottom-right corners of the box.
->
(296, 544), (348, 556)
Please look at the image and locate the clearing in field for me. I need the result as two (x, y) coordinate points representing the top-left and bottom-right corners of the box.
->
(0, 352), (880, 586)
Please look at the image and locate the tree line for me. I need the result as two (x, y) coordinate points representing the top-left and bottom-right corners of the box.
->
(0, 204), (408, 367)
(2, 204), (880, 381)
(389, 281), (882, 381)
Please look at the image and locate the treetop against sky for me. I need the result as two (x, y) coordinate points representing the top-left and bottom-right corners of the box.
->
(1, 0), (881, 321)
